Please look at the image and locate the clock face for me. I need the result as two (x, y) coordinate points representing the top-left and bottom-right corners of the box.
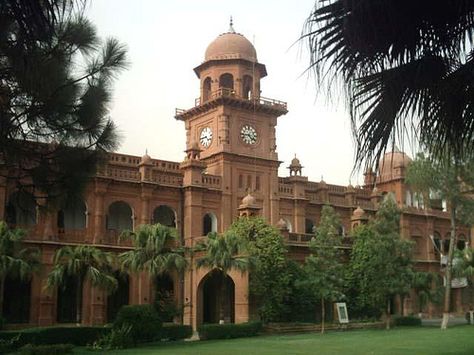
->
(199, 127), (213, 148)
(240, 125), (258, 145)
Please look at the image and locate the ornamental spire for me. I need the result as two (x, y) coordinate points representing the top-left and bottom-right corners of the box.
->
(228, 16), (235, 33)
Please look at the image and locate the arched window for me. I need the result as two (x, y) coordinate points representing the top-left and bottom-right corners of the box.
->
(433, 232), (441, 256)
(153, 205), (176, 228)
(242, 75), (253, 99)
(203, 213), (217, 235)
(457, 235), (466, 250)
(107, 201), (133, 231)
(405, 190), (412, 207)
(58, 198), (87, 230)
(305, 218), (315, 234)
(219, 73), (234, 91)
(5, 191), (36, 226)
(338, 225), (346, 237)
(203, 77), (212, 102)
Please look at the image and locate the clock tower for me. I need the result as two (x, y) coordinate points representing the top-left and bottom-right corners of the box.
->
(176, 20), (288, 230)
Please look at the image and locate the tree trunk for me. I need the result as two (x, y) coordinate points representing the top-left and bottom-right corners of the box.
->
(0, 275), (5, 319)
(386, 298), (391, 330)
(321, 297), (325, 334)
(75, 278), (83, 326)
(441, 206), (456, 330)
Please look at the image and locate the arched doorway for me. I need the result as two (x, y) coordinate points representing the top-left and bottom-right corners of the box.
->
(3, 276), (31, 323)
(57, 275), (77, 323)
(198, 270), (235, 324)
(107, 273), (129, 323)
(57, 198), (87, 231)
(155, 274), (175, 322)
(5, 191), (36, 227)
(107, 201), (133, 238)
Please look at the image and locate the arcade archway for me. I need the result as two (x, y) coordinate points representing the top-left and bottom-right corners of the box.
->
(197, 270), (235, 325)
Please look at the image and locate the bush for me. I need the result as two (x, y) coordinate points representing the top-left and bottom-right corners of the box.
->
(0, 316), (5, 330)
(114, 304), (162, 344)
(90, 325), (133, 350)
(18, 343), (73, 355)
(393, 316), (422, 326)
(158, 324), (192, 340)
(0, 333), (20, 353)
(198, 322), (262, 340)
(0, 326), (107, 347)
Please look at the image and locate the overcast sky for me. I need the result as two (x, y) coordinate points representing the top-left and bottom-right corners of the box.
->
(86, 0), (362, 186)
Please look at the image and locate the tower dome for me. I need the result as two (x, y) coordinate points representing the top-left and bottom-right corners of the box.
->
(204, 19), (257, 62)
(378, 148), (412, 181)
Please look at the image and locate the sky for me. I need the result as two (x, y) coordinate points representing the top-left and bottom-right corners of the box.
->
(86, 0), (361, 186)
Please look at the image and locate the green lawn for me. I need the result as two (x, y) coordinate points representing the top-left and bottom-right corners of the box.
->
(75, 326), (474, 355)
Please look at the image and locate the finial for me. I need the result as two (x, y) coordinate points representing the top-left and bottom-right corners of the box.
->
(145, 148), (148, 155)
(228, 16), (235, 33)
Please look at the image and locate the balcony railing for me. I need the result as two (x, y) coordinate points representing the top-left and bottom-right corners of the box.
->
(196, 88), (287, 109)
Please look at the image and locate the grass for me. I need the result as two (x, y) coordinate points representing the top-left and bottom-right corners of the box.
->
(74, 325), (474, 355)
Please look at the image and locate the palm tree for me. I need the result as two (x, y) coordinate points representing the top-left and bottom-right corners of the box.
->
(453, 248), (474, 314)
(196, 231), (250, 323)
(303, 1), (474, 167)
(119, 224), (187, 277)
(46, 245), (117, 324)
(0, 221), (40, 319)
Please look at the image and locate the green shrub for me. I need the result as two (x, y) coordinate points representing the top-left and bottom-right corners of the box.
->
(90, 324), (133, 350)
(114, 304), (162, 344)
(0, 316), (5, 330)
(0, 326), (107, 346)
(393, 316), (422, 326)
(158, 324), (192, 340)
(0, 333), (20, 353)
(198, 322), (262, 340)
(18, 343), (73, 355)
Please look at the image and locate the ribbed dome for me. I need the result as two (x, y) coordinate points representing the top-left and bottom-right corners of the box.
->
(140, 152), (152, 165)
(290, 156), (301, 167)
(205, 32), (257, 62)
(378, 149), (412, 180)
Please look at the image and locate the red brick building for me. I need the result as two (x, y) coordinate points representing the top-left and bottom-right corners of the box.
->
(1, 25), (471, 329)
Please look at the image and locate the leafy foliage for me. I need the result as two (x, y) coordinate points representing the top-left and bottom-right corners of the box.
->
(303, 0), (474, 167)
(412, 272), (443, 313)
(0, 1), (127, 202)
(46, 245), (117, 323)
(298, 205), (345, 332)
(18, 343), (73, 355)
(227, 217), (290, 322)
(91, 324), (132, 350)
(348, 197), (414, 329)
(406, 152), (474, 328)
(0, 222), (40, 318)
(120, 224), (187, 276)
(113, 304), (161, 345)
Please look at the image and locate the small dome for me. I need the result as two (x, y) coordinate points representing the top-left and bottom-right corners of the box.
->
(378, 149), (412, 181)
(241, 192), (257, 207)
(205, 31), (257, 62)
(352, 206), (366, 218)
(140, 152), (153, 165)
(291, 155), (301, 167)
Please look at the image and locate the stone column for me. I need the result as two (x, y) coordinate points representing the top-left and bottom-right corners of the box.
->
(93, 182), (107, 243)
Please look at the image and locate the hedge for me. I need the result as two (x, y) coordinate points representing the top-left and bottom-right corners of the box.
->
(113, 304), (162, 344)
(18, 343), (73, 355)
(198, 322), (262, 340)
(393, 316), (422, 326)
(158, 324), (192, 340)
(0, 326), (108, 347)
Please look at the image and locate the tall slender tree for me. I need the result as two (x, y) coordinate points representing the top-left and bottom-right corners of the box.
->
(46, 245), (117, 324)
(349, 197), (413, 329)
(0, 1), (127, 204)
(303, 1), (474, 168)
(196, 231), (250, 323)
(0, 221), (40, 319)
(299, 205), (345, 333)
(406, 152), (474, 329)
